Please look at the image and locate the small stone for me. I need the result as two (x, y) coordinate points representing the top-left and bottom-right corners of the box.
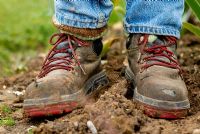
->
(193, 129), (200, 134)
(101, 60), (108, 65)
(87, 121), (97, 134)
(73, 122), (79, 129)
(3, 85), (6, 89)
(13, 90), (24, 96)
(125, 109), (132, 114)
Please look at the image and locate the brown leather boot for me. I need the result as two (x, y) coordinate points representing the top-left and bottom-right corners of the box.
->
(125, 34), (190, 119)
(23, 33), (109, 117)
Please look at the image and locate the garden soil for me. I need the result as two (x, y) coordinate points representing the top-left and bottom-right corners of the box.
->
(0, 25), (200, 134)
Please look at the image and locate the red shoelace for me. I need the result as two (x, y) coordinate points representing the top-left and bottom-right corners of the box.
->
(138, 35), (181, 72)
(38, 33), (90, 78)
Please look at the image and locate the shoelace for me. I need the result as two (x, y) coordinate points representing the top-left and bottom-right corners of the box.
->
(138, 35), (181, 72)
(38, 33), (89, 78)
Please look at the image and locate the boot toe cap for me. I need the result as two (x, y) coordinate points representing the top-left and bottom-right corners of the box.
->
(135, 78), (190, 109)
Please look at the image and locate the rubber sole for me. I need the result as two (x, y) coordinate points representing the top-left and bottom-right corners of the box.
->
(24, 102), (78, 117)
(142, 103), (188, 119)
(134, 87), (189, 119)
(23, 71), (109, 117)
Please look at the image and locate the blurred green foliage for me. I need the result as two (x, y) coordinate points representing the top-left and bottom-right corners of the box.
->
(0, 0), (54, 51)
(0, 0), (55, 75)
(183, 0), (200, 38)
(109, 0), (126, 25)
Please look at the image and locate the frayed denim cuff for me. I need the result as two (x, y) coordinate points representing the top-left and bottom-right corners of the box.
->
(124, 25), (180, 39)
(53, 16), (107, 40)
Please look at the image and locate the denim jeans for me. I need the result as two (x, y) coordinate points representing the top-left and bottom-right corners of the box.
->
(54, 0), (184, 38)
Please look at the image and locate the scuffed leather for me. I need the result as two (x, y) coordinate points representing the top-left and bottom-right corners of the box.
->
(127, 34), (189, 104)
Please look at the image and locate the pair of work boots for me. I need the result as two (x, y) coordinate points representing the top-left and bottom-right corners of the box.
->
(23, 33), (190, 119)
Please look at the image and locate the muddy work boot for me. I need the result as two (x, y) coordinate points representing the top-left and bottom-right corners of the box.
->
(23, 33), (109, 117)
(125, 34), (190, 119)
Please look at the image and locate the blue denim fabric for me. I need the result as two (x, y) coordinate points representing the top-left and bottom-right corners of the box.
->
(54, 0), (113, 28)
(54, 0), (184, 38)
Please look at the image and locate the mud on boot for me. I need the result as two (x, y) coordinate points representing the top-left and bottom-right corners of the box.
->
(125, 34), (190, 119)
(23, 33), (109, 117)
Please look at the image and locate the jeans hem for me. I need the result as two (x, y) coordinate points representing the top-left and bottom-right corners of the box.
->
(55, 13), (108, 29)
(124, 25), (180, 39)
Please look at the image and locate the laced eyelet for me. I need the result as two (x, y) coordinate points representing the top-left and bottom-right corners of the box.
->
(138, 35), (181, 72)
(38, 33), (90, 78)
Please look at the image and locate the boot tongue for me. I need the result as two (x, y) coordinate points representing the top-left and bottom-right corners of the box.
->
(56, 41), (68, 50)
(145, 35), (177, 65)
(53, 41), (72, 60)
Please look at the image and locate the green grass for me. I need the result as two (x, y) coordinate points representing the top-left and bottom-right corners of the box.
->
(0, 0), (55, 75)
(0, 117), (15, 126)
(0, 105), (12, 114)
(0, 105), (15, 126)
